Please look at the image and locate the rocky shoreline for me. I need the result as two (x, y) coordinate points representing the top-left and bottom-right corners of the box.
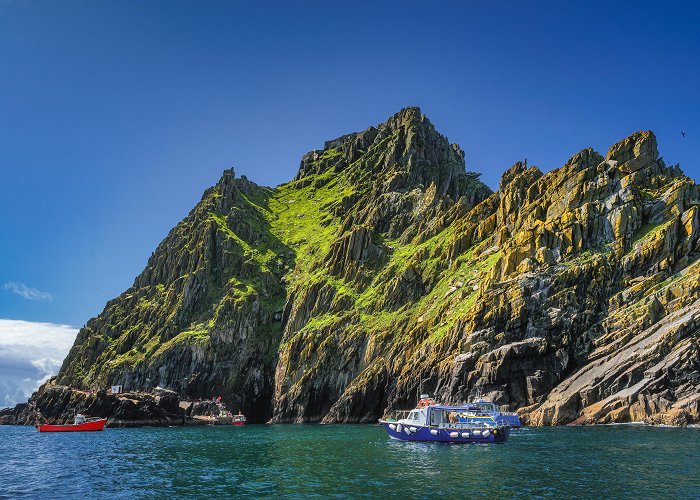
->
(2, 378), (697, 428)
(0, 379), (241, 428)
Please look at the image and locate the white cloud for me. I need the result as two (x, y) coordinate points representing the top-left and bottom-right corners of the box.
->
(0, 319), (78, 407)
(3, 282), (53, 301)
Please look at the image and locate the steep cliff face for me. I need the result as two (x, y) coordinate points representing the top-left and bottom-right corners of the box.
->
(53, 108), (699, 425)
(272, 107), (491, 421)
(58, 171), (290, 421)
(56, 108), (490, 423)
(423, 131), (700, 426)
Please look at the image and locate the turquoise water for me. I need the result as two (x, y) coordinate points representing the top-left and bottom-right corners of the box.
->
(1, 424), (698, 498)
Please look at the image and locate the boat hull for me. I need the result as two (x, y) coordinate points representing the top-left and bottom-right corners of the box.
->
(380, 421), (510, 443)
(37, 419), (107, 432)
(231, 421), (246, 426)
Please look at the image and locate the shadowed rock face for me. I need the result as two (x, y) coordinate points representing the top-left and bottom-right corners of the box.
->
(22, 108), (699, 426)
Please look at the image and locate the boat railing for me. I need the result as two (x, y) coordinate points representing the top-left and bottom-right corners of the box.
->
(385, 410), (411, 421)
(435, 421), (496, 430)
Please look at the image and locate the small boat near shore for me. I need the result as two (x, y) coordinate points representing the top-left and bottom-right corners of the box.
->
(379, 395), (512, 443)
(37, 414), (107, 433)
(231, 413), (246, 426)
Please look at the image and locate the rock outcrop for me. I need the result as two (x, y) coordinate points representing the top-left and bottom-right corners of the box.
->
(6, 107), (698, 426)
(2, 379), (184, 427)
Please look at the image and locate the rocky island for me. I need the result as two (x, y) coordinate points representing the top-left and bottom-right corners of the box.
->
(3, 107), (698, 426)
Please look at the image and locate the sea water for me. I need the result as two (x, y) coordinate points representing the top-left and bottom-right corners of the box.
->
(1, 424), (698, 498)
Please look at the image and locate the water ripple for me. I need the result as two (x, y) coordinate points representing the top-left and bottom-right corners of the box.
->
(1, 425), (698, 498)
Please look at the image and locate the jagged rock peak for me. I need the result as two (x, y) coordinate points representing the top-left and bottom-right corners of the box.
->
(606, 130), (658, 164)
(564, 148), (604, 170)
(377, 105), (427, 135)
(294, 106), (471, 186)
(212, 167), (263, 204)
(499, 160), (527, 190)
(498, 159), (543, 191)
(605, 130), (661, 176)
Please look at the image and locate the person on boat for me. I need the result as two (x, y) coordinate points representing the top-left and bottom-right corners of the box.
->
(417, 396), (435, 408)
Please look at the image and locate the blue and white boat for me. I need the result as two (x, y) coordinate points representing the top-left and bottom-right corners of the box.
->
(379, 396), (512, 444)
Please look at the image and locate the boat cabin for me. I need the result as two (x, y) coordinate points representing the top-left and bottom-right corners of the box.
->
(465, 401), (498, 415)
(426, 406), (494, 428)
(398, 404), (496, 430)
(398, 407), (428, 426)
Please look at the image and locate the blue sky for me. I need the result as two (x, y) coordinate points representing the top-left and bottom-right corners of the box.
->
(0, 1), (698, 403)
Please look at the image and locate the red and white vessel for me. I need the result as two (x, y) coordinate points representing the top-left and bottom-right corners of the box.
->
(37, 414), (107, 432)
(231, 413), (246, 426)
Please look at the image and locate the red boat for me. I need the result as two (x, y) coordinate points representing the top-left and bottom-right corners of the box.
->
(231, 413), (246, 426)
(37, 414), (107, 432)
